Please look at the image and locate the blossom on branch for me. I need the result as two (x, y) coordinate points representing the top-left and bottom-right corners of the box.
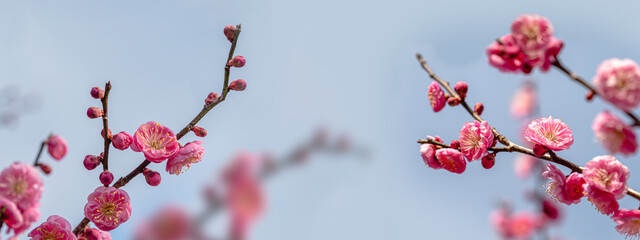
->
(434, 148), (466, 174)
(84, 186), (132, 231)
(166, 140), (206, 175)
(612, 209), (640, 239)
(459, 120), (494, 161)
(28, 215), (76, 240)
(428, 81), (446, 112)
(523, 116), (573, 151)
(131, 121), (180, 163)
(541, 163), (587, 205)
(583, 155), (629, 199)
(592, 111), (637, 155)
(593, 58), (640, 111)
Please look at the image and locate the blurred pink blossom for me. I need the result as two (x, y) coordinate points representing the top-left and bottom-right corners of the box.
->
(593, 58), (640, 111)
(134, 205), (192, 240)
(47, 135), (67, 160)
(0, 162), (43, 210)
(514, 155), (538, 179)
(510, 82), (537, 119)
(592, 111), (637, 155)
(227, 176), (265, 240)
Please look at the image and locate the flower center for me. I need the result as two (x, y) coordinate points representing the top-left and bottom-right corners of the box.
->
(101, 202), (117, 216)
(595, 169), (613, 187)
(522, 25), (541, 40)
(10, 179), (26, 196)
(543, 131), (557, 142)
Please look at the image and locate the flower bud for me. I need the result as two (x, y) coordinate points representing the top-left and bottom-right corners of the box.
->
(112, 131), (133, 150)
(101, 128), (112, 139)
(586, 90), (595, 101)
(143, 168), (161, 186)
(223, 25), (237, 42)
(474, 102), (484, 116)
(229, 79), (247, 91)
(205, 92), (220, 105)
(39, 163), (52, 175)
(533, 144), (548, 157)
(47, 135), (68, 160)
(99, 170), (114, 185)
(83, 155), (101, 170)
(90, 87), (105, 99)
(447, 97), (460, 106)
(454, 81), (468, 99)
(450, 140), (460, 150)
(229, 56), (246, 68)
(192, 126), (207, 137)
(481, 153), (496, 169)
(87, 107), (103, 119)
(84, 227), (101, 240)
(434, 136), (443, 143)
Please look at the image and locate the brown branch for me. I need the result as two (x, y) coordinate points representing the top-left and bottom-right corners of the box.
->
(73, 24), (244, 236)
(415, 54), (640, 202)
(552, 58), (640, 127)
(101, 81), (112, 173)
(32, 136), (49, 167)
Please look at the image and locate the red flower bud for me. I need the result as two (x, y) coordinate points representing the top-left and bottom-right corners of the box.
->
(83, 155), (101, 170)
(447, 97), (460, 106)
(474, 102), (484, 116)
(229, 56), (246, 68)
(229, 79), (247, 91)
(39, 163), (52, 175)
(224, 25), (237, 42)
(450, 140), (460, 150)
(99, 170), (114, 185)
(87, 107), (103, 119)
(143, 168), (161, 186)
(586, 90), (595, 101)
(90, 87), (105, 99)
(533, 144), (548, 157)
(205, 92), (220, 105)
(481, 153), (496, 169)
(454, 81), (468, 99)
(192, 126), (207, 137)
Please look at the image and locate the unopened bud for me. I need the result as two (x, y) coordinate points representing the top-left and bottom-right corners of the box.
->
(205, 92), (220, 105)
(533, 144), (548, 157)
(229, 56), (246, 68)
(192, 126), (207, 137)
(99, 170), (114, 185)
(90, 87), (105, 99)
(101, 128), (112, 139)
(474, 102), (484, 116)
(87, 107), (103, 119)
(143, 168), (161, 186)
(586, 91), (595, 101)
(454, 81), (468, 99)
(481, 153), (496, 169)
(223, 25), (236, 42)
(84, 227), (101, 240)
(229, 79), (247, 91)
(83, 155), (101, 170)
(434, 136), (443, 143)
(447, 97), (460, 106)
(112, 131), (133, 150)
(450, 140), (460, 150)
(39, 163), (52, 174)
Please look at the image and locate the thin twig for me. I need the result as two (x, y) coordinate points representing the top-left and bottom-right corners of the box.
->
(32, 136), (49, 167)
(101, 81), (112, 173)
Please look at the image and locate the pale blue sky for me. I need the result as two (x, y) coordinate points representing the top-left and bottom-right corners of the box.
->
(2, 1), (640, 239)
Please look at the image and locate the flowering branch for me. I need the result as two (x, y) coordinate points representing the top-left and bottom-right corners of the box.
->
(552, 59), (640, 127)
(72, 24), (244, 236)
(100, 81), (112, 171)
(416, 53), (640, 202)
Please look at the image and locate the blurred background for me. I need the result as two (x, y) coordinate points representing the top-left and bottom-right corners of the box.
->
(1, 0), (640, 239)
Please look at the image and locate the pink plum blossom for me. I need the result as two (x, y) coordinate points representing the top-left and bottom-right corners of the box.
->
(592, 110), (638, 155)
(420, 143), (441, 170)
(13, 206), (41, 235)
(458, 120), (494, 161)
(510, 82), (537, 119)
(523, 116), (574, 151)
(227, 176), (265, 240)
(112, 131), (133, 150)
(511, 14), (554, 54)
(83, 227), (112, 240)
(428, 81), (446, 112)
(490, 209), (539, 240)
(131, 121), (180, 163)
(84, 186), (132, 231)
(223, 151), (261, 184)
(587, 187), (619, 216)
(612, 209), (640, 239)
(542, 164), (587, 205)
(166, 140), (205, 175)
(47, 135), (67, 160)
(0, 162), (43, 210)
(593, 58), (640, 111)
(434, 148), (466, 174)
(486, 34), (529, 74)
(514, 155), (538, 179)
(28, 215), (76, 240)
(0, 197), (23, 232)
(134, 205), (192, 240)
(583, 155), (629, 199)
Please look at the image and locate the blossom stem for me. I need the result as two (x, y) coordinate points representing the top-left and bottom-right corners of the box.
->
(101, 81), (112, 172)
(73, 25), (243, 236)
(552, 59), (640, 127)
(416, 54), (640, 202)
(416, 53), (511, 146)
(32, 137), (49, 167)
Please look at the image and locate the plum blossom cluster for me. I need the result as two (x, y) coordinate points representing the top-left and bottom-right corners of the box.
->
(486, 14), (563, 74)
(490, 199), (562, 240)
